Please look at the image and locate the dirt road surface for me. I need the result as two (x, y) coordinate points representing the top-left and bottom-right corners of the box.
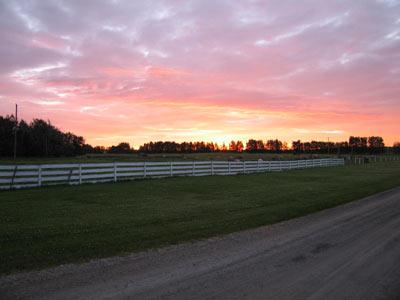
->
(1, 187), (400, 300)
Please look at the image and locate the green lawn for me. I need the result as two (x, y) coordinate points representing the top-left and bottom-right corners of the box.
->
(0, 152), (329, 165)
(1, 153), (397, 165)
(1, 162), (400, 275)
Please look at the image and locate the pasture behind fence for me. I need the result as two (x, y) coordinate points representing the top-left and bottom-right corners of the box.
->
(0, 158), (345, 190)
(350, 155), (400, 165)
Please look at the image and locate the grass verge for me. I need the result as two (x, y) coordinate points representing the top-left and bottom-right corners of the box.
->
(0, 152), (331, 164)
(1, 162), (400, 275)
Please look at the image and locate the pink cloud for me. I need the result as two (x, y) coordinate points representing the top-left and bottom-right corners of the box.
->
(0, 0), (399, 147)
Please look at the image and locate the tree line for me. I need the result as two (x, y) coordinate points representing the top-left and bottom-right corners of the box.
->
(292, 136), (386, 154)
(0, 115), (95, 157)
(0, 115), (399, 157)
(138, 137), (388, 154)
(138, 139), (289, 153)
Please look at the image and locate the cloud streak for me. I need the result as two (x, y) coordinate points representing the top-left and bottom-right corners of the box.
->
(0, 0), (399, 147)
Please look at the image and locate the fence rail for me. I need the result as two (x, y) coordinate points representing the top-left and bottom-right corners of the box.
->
(0, 158), (344, 190)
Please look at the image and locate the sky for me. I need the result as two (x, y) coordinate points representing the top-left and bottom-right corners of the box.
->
(0, 0), (399, 148)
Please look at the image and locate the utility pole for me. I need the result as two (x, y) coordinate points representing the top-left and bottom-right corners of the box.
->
(13, 104), (18, 160)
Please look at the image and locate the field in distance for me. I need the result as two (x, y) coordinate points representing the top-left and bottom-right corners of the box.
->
(0, 152), (332, 165)
(1, 161), (400, 275)
(1, 152), (396, 165)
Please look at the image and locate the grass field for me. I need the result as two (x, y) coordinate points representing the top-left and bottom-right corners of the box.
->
(0, 152), (329, 164)
(1, 153), (397, 165)
(1, 161), (400, 275)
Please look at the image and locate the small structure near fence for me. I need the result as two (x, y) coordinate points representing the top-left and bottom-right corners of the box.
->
(0, 158), (344, 190)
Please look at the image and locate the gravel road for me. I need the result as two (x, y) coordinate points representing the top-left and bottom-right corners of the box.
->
(1, 187), (400, 300)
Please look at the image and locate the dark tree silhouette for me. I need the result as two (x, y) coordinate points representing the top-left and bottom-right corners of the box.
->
(246, 139), (258, 152)
(368, 136), (385, 153)
(0, 115), (394, 157)
(108, 142), (134, 154)
(393, 142), (400, 154)
(0, 116), (92, 157)
(265, 139), (283, 152)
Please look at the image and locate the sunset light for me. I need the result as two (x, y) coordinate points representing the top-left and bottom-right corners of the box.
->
(2, 2), (400, 298)
(0, 0), (399, 147)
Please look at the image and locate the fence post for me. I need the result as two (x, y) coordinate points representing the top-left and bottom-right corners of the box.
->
(9, 166), (18, 190)
(114, 162), (117, 182)
(38, 165), (42, 187)
(68, 168), (73, 185)
(2, 156), (348, 191)
(79, 164), (82, 185)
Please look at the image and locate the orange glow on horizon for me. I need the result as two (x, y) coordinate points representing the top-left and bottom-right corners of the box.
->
(0, 0), (398, 148)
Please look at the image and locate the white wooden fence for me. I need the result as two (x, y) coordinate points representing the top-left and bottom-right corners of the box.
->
(0, 158), (344, 190)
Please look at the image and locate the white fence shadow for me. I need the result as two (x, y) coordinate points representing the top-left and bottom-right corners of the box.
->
(0, 158), (345, 190)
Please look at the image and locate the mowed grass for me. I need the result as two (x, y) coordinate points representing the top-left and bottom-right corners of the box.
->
(1, 162), (400, 275)
(0, 152), (329, 164)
